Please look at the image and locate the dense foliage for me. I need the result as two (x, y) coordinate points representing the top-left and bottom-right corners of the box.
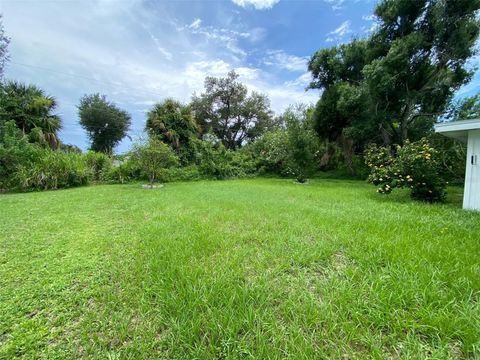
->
(78, 94), (131, 154)
(131, 137), (178, 186)
(191, 71), (274, 150)
(0, 121), (88, 191)
(365, 139), (446, 202)
(145, 99), (198, 164)
(0, 81), (61, 148)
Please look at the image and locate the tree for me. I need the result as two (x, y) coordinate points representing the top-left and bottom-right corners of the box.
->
(132, 137), (178, 186)
(145, 99), (198, 153)
(78, 94), (131, 154)
(250, 104), (320, 181)
(191, 71), (274, 150)
(0, 81), (61, 148)
(0, 15), (10, 80)
(283, 104), (319, 183)
(309, 0), (480, 149)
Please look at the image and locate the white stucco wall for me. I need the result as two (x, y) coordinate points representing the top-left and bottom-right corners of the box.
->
(464, 129), (480, 211)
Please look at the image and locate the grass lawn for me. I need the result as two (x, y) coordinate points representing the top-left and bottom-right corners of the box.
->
(1, 178), (479, 359)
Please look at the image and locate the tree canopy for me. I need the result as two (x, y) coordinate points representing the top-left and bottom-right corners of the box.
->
(145, 99), (198, 152)
(0, 81), (61, 148)
(191, 71), (274, 150)
(309, 0), (480, 148)
(78, 94), (131, 154)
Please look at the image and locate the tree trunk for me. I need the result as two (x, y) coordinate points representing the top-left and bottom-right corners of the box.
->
(379, 123), (391, 147)
(340, 134), (354, 175)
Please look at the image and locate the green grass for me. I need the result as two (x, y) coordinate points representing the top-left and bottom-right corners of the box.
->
(1, 179), (479, 359)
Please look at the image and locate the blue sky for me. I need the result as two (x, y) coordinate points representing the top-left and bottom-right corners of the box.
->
(1, 0), (478, 152)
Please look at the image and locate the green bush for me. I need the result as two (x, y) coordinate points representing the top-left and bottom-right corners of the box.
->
(365, 139), (446, 202)
(192, 139), (255, 180)
(14, 151), (89, 191)
(0, 121), (43, 190)
(131, 137), (179, 185)
(107, 158), (141, 184)
(84, 151), (112, 181)
(249, 130), (290, 175)
(0, 121), (89, 191)
(336, 153), (370, 179)
(157, 166), (202, 183)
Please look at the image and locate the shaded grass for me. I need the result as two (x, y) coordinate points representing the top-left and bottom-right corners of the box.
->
(0, 179), (479, 359)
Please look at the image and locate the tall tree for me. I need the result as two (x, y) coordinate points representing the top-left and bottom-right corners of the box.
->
(309, 0), (480, 148)
(78, 94), (131, 154)
(0, 15), (10, 80)
(145, 98), (198, 152)
(191, 71), (274, 150)
(0, 81), (61, 148)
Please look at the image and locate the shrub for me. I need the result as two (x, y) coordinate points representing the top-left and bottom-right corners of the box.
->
(193, 139), (256, 180)
(106, 158), (141, 184)
(14, 150), (89, 191)
(0, 121), (43, 189)
(132, 137), (178, 185)
(365, 138), (446, 202)
(84, 151), (112, 181)
(249, 130), (290, 175)
(0, 121), (89, 191)
(157, 166), (202, 183)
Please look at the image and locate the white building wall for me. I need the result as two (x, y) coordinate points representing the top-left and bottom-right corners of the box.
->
(464, 130), (480, 211)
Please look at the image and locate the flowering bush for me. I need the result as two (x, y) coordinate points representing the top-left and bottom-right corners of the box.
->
(364, 139), (446, 202)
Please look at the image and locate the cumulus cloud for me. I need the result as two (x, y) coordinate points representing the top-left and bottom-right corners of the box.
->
(231, 0), (280, 10)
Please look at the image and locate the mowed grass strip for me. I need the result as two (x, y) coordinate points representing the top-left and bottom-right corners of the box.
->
(0, 179), (479, 359)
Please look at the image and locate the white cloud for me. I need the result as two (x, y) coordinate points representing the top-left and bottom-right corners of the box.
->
(361, 22), (379, 34)
(362, 14), (375, 21)
(263, 50), (308, 72)
(177, 18), (251, 58)
(326, 20), (352, 42)
(148, 32), (173, 60)
(324, 0), (345, 11)
(189, 18), (202, 30)
(231, 0), (280, 10)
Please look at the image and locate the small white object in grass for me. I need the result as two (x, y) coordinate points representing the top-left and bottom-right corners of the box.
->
(142, 184), (164, 189)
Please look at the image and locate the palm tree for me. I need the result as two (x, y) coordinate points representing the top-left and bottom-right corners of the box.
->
(0, 81), (62, 148)
(145, 99), (198, 152)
